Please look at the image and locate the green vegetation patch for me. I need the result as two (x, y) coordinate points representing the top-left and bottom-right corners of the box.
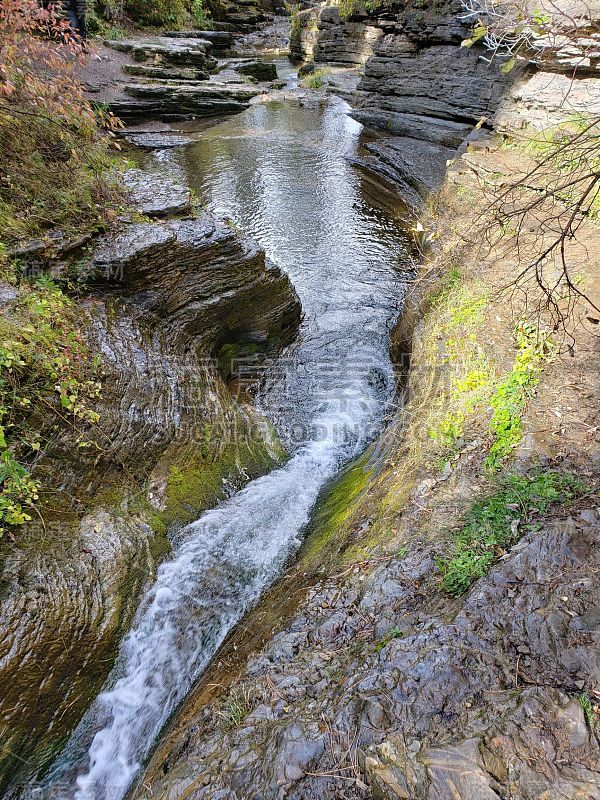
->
(0, 275), (102, 537)
(302, 68), (330, 89)
(577, 692), (598, 729)
(485, 321), (552, 471)
(425, 268), (552, 470)
(121, 0), (211, 28)
(438, 471), (588, 596)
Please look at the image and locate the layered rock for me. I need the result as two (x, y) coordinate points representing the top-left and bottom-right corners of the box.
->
(345, 0), (511, 205)
(290, 5), (322, 63)
(97, 37), (276, 122)
(105, 36), (218, 70)
(0, 171), (301, 796)
(314, 5), (383, 65)
(109, 80), (264, 122)
(291, 4), (383, 65)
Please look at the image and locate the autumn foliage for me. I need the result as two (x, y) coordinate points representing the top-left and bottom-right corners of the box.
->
(0, 0), (122, 242)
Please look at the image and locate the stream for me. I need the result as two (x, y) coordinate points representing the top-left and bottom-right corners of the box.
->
(39, 86), (412, 800)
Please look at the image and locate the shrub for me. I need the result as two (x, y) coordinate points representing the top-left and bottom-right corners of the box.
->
(123, 0), (186, 26)
(302, 68), (329, 89)
(0, 276), (102, 537)
(191, 0), (212, 28)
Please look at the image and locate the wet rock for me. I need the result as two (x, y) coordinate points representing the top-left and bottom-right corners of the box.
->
(0, 511), (155, 792)
(354, 137), (456, 210)
(328, 0), (512, 205)
(0, 172), (301, 795)
(121, 131), (192, 149)
(134, 510), (600, 799)
(123, 168), (192, 217)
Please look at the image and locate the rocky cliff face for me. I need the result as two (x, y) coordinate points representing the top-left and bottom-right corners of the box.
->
(290, 4), (383, 66)
(0, 171), (301, 796)
(348, 0), (511, 206)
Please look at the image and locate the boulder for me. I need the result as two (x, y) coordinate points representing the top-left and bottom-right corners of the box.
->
(104, 36), (217, 71)
(228, 58), (278, 80)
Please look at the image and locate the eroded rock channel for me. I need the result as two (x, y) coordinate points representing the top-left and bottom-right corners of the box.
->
(21, 81), (413, 800)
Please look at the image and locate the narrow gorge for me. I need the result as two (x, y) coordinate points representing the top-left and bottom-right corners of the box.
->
(0, 1), (598, 799)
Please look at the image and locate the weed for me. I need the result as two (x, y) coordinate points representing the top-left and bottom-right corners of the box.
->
(577, 693), (596, 728)
(191, 0), (212, 29)
(375, 626), (403, 651)
(215, 686), (253, 728)
(0, 277), (102, 537)
(438, 471), (587, 596)
(302, 68), (329, 89)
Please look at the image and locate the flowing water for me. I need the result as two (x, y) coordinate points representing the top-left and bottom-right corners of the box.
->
(40, 93), (412, 800)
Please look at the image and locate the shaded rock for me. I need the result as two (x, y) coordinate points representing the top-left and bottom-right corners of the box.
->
(354, 137), (456, 209)
(123, 168), (192, 217)
(0, 511), (155, 792)
(228, 58), (278, 80)
(0, 171), (301, 795)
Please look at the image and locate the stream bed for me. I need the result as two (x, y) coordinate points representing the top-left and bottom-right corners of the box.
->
(39, 92), (412, 800)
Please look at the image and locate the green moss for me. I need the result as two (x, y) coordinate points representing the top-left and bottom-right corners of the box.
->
(299, 453), (373, 567)
(484, 321), (553, 471)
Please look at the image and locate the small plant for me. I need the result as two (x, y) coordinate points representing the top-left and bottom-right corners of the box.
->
(215, 686), (253, 728)
(338, 0), (362, 19)
(302, 68), (329, 89)
(438, 472), (588, 596)
(577, 693), (597, 728)
(0, 276), (102, 537)
(191, 0), (212, 29)
(375, 626), (403, 651)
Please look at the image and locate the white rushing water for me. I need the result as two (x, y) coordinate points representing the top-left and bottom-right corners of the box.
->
(40, 93), (411, 800)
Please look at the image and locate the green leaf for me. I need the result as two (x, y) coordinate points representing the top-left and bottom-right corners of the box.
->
(501, 56), (517, 74)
